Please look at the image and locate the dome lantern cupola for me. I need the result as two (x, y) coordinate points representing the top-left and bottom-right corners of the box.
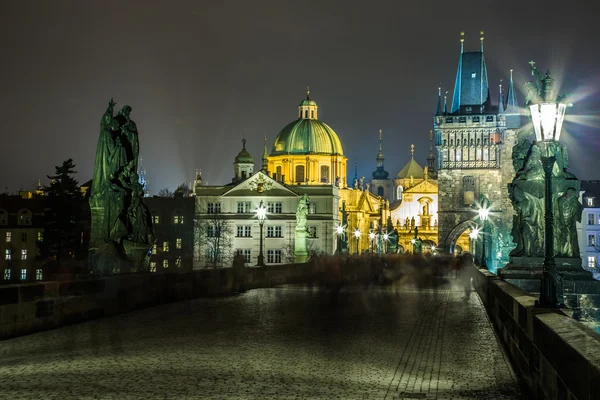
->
(298, 86), (318, 120)
(233, 139), (254, 183)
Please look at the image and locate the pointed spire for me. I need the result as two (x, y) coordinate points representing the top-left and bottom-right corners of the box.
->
(242, 138), (246, 150)
(451, 33), (464, 113)
(506, 69), (519, 113)
(261, 134), (268, 173)
(498, 81), (505, 113)
(354, 162), (358, 181)
(443, 92), (448, 114)
(436, 87), (443, 115)
(372, 129), (389, 180)
(480, 30), (484, 52)
(411, 144), (415, 158)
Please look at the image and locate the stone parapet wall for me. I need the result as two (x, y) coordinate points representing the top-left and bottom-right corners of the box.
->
(470, 264), (600, 399)
(0, 263), (319, 341)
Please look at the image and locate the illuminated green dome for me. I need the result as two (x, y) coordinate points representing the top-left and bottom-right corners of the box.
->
(271, 119), (344, 156)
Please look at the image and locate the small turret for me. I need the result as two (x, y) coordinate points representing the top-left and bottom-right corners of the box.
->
(504, 69), (521, 128)
(436, 87), (443, 115)
(498, 82), (505, 113)
(233, 139), (254, 182)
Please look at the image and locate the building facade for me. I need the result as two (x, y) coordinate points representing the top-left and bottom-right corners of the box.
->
(435, 33), (520, 268)
(578, 181), (600, 274)
(145, 195), (195, 272)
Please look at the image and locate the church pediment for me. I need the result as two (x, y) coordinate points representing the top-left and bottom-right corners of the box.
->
(357, 190), (377, 213)
(405, 179), (438, 194)
(223, 172), (297, 197)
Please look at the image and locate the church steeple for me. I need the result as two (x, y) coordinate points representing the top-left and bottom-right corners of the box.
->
(498, 82), (505, 113)
(504, 69), (521, 128)
(372, 129), (389, 180)
(427, 130), (437, 179)
(261, 135), (268, 173)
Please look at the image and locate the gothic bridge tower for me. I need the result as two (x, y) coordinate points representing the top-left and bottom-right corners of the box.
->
(434, 31), (521, 268)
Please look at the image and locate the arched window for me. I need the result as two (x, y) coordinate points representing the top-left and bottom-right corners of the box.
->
(320, 165), (329, 183)
(377, 186), (384, 197)
(295, 165), (305, 183)
(311, 110), (314, 119)
(276, 166), (282, 182)
(241, 170), (247, 179)
(396, 186), (403, 201)
(304, 110), (307, 118)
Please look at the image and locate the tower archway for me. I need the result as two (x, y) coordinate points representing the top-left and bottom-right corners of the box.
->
(445, 220), (476, 255)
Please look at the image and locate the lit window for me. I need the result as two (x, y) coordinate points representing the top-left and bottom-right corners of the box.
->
(176, 257), (182, 268)
(588, 197), (595, 207)
(152, 244), (157, 254)
(588, 256), (596, 268)
(20, 269), (26, 280)
(150, 262), (156, 272)
(267, 249), (282, 264)
(6, 232), (11, 242)
(236, 249), (251, 263)
(163, 259), (169, 269)
(36, 269), (42, 280)
(21, 232), (27, 242)
(173, 215), (180, 224)
(21, 249), (27, 260)
(163, 241), (169, 252)
(471, 72), (476, 78)
(37, 231), (43, 242)
(180, 216), (184, 224)
(5, 249), (11, 260)
(589, 235), (597, 246)
(3, 269), (10, 280)
(176, 238), (182, 249)
(267, 226), (282, 238)
(588, 213), (595, 225)
(236, 225), (252, 237)
(152, 215), (160, 224)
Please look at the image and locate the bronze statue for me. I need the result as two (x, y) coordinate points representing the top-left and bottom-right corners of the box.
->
(556, 188), (583, 257)
(89, 99), (155, 273)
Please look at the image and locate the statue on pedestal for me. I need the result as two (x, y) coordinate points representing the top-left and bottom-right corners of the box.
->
(294, 194), (310, 262)
(89, 99), (155, 273)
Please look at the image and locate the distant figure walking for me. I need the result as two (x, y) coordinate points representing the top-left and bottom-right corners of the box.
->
(456, 254), (472, 299)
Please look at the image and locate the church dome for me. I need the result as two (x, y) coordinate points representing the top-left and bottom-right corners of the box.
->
(271, 89), (344, 156)
(271, 119), (344, 156)
(395, 145), (424, 179)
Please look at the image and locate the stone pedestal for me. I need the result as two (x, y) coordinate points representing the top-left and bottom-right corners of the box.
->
(294, 229), (308, 263)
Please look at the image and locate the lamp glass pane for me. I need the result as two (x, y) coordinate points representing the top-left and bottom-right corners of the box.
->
(555, 103), (567, 141)
(529, 104), (542, 142)
(540, 103), (557, 141)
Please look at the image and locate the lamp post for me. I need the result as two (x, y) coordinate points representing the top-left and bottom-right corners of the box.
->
(529, 71), (567, 308)
(383, 233), (389, 254)
(354, 229), (361, 255)
(478, 205), (490, 269)
(336, 224), (344, 254)
(255, 200), (267, 266)
(369, 232), (375, 253)
(469, 228), (480, 260)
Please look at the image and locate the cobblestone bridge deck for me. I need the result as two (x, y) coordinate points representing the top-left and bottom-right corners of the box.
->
(0, 280), (524, 399)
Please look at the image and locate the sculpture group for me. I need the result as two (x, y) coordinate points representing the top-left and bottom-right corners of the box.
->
(89, 99), (155, 273)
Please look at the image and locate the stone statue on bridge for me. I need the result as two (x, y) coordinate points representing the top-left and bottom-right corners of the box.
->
(89, 99), (155, 273)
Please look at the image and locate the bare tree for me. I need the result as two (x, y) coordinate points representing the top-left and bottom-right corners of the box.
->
(196, 211), (234, 268)
(157, 187), (173, 197)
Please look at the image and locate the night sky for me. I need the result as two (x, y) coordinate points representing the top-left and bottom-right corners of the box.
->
(1, 1), (598, 193)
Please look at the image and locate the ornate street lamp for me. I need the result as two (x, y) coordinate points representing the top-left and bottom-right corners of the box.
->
(469, 228), (480, 261)
(529, 71), (567, 308)
(369, 232), (375, 253)
(354, 229), (361, 255)
(255, 200), (267, 266)
(383, 233), (389, 254)
(336, 224), (344, 254)
(478, 205), (490, 269)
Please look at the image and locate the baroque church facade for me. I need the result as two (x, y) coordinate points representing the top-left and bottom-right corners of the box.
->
(193, 90), (388, 267)
(434, 33), (520, 267)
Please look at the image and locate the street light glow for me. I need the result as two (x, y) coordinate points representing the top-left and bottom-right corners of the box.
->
(336, 225), (344, 235)
(410, 238), (416, 244)
(469, 228), (480, 239)
(478, 208), (490, 221)
(383, 233), (389, 241)
(369, 232), (375, 240)
(354, 229), (361, 238)
(256, 201), (267, 223)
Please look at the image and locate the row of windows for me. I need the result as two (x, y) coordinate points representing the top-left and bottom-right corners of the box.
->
(587, 213), (600, 225)
(149, 257), (183, 271)
(234, 226), (318, 238)
(5, 249), (28, 260)
(151, 239), (183, 254)
(5, 232), (42, 242)
(235, 249), (283, 264)
(3, 268), (42, 281)
(444, 115), (495, 123)
(0, 213), (32, 226)
(151, 215), (185, 224)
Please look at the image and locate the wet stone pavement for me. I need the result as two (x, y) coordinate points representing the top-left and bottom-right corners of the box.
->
(0, 279), (524, 399)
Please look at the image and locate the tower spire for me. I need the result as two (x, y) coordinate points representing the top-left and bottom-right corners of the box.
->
(443, 91), (448, 114)
(451, 32), (465, 113)
(372, 129), (389, 180)
(261, 134), (268, 173)
(480, 30), (484, 52)
(506, 69), (519, 112)
(436, 86), (443, 115)
(498, 81), (505, 113)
